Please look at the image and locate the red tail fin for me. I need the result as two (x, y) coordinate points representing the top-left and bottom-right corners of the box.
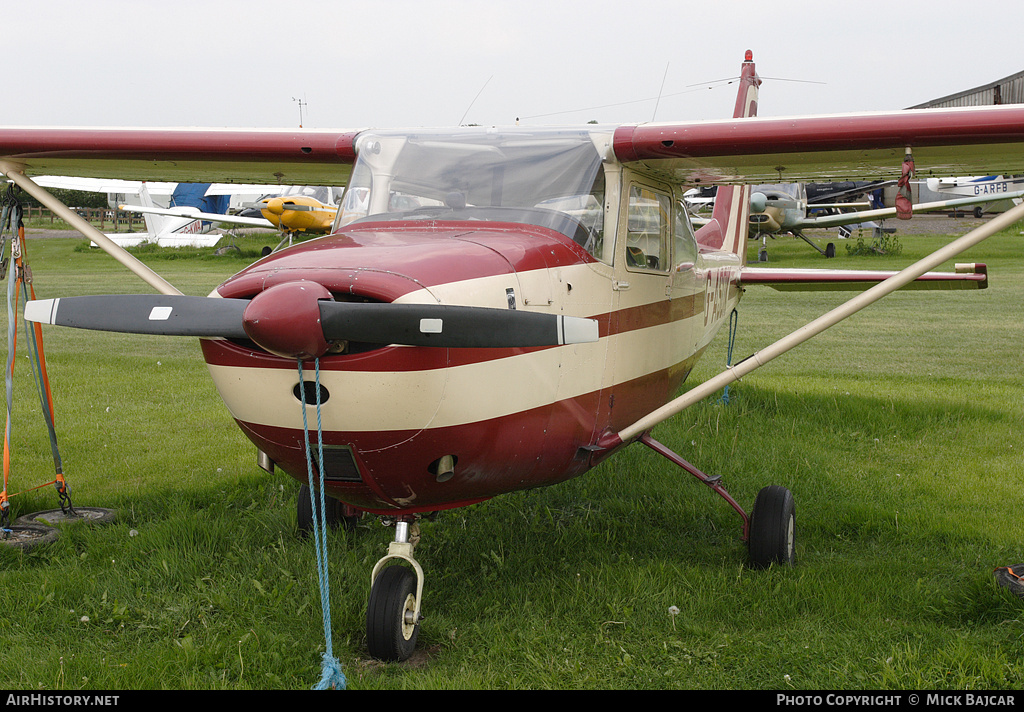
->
(732, 49), (761, 119)
(695, 51), (761, 255)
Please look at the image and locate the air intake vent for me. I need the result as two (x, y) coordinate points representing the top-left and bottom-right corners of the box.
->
(310, 446), (363, 483)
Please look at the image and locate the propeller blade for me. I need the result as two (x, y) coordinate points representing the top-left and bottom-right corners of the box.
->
(24, 289), (601, 359)
(318, 301), (599, 348)
(24, 295), (249, 338)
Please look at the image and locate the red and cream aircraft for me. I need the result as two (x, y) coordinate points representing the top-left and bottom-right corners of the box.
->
(3, 51), (1024, 661)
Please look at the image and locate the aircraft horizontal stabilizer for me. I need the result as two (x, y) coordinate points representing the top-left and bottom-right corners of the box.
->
(739, 264), (987, 291)
(24, 292), (599, 358)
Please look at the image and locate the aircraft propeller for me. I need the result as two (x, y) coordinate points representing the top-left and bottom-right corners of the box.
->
(24, 283), (600, 360)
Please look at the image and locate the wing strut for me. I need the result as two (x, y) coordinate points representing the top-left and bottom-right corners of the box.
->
(603, 199), (1024, 448)
(0, 164), (181, 296)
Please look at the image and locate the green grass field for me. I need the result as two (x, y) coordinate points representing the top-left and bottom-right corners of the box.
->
(0, 223), (1022, 690)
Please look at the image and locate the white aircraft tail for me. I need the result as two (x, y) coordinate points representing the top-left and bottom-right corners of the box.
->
(100, 182), (223, 248)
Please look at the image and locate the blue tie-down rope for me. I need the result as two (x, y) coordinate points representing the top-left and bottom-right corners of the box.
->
(719, 309), (739, 405)
(299, 358), (347, 690)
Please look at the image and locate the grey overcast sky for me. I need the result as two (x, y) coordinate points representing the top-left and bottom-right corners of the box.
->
(5, 0), (1022, 129)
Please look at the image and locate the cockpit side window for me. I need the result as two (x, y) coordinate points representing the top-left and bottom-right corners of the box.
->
(625, 184), (670, 272)
(674, 199), (698, 269)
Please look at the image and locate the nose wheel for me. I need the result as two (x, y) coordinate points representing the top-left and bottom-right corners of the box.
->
(366, 518), (424, 661)
(367, 565), (420, 661)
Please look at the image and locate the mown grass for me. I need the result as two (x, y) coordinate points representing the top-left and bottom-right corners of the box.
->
(0, 223), (1022, 690)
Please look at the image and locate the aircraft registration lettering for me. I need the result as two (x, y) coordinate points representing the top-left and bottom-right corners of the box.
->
(975, 183), (1009, 195)
(177, 220), (204, 235)
(704, 269), (731, 327)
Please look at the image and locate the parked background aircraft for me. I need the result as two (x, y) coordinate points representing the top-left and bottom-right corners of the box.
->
(121, 184), (344, 252)
(238, 185), (343, 250)
(31, 177), (274, 247)
(691, 181), (1024, 261)
(922, 175), (1024, 217)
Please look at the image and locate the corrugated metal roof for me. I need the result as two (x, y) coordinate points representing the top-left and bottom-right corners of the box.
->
(908, 69), (1024, 108)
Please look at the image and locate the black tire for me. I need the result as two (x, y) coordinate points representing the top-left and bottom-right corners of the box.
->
(297, 484), (360, 536)
(1, 524), (60, 551)
(974, 206), (984, 218)
(825, 242), (836, 258)
(366, 566), (420, 661)
(748, 485), (795, 568)
(15, 507), (117, 527)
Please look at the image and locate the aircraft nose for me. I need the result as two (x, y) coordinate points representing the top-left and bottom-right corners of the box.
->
(265, 197), (286, 216)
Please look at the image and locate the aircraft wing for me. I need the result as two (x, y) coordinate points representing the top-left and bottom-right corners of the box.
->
(739, 263), (988, 291)
(30, 176), (178, 195)
(0, 127), (362, 185)
(117, 203), (274, 228)
(0, 106), (1021, 187)
(613, 105), (1024, 184)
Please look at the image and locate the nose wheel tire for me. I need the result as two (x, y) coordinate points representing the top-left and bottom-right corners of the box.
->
(366, 565), (420, 661)
(748, 485), (795, 568)
(297, 484), (361, 535)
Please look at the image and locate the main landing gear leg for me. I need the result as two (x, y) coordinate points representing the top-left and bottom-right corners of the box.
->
(639, 433), (795, 568)
(366, 516), (424, 662)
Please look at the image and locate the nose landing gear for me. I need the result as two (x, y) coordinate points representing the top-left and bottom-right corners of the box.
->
(366, 517), (424, 662)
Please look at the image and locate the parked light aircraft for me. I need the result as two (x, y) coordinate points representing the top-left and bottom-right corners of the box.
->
(31, 177), (275, 247)
(698, 179), (1024, 261)
(3, 51), (1024, 662)
(924, 175), (1024, 217)
(239, 185), (343, 251)
(124, 184), (344, 252)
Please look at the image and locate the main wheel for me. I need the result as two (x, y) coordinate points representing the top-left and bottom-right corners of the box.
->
(297, 484), (361, 536)
(748, 485), (795, 568)
(366, 566), (420, 661)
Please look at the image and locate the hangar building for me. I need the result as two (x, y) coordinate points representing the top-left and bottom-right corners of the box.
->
(908, 69), (1024, 108)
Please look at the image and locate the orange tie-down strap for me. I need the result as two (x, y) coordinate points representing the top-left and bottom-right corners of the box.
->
(994, 565), (1024, 598)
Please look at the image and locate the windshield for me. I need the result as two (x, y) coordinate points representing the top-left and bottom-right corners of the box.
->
(754, 183), (803, 201)
(336, 128), (609, 253)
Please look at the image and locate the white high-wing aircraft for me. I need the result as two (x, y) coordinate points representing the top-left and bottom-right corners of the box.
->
(923, 175), (1024, 217)
(31, 177), (274, 247)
